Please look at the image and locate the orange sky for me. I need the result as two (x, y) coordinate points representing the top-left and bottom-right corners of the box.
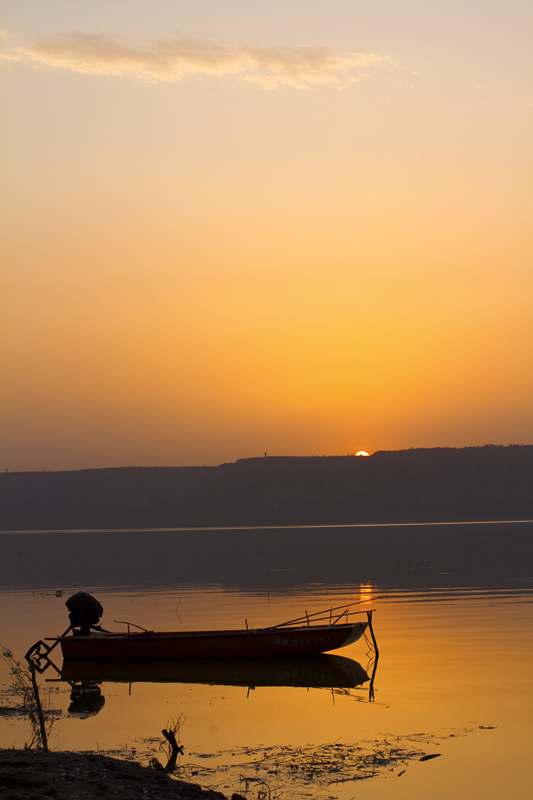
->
(1, 2), (532, 471)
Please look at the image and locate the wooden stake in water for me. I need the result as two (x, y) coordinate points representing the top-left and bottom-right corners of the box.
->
(366, 610), (379, 657)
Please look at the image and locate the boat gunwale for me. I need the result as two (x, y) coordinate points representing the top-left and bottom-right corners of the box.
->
(54, 620), (367, 643)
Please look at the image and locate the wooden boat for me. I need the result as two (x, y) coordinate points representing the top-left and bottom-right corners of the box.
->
(57, 619), (368, 661)
(61, 654), (370, 689)
(28, 598), (375, 669)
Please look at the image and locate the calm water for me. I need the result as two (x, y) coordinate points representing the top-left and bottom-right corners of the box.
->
(1, 522), (532, 800)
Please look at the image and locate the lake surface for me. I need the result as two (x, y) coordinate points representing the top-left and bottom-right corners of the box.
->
(1, 522), (532, 799)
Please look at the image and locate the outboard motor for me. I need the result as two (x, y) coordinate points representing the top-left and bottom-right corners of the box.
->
(66, 591), (104, 635)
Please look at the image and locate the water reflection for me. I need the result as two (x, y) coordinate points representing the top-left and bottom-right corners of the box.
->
(1, 522), (532, 800)
(67, 682), (105, 717)
(60, 653), (371, 690)
(57, 653), (377, 726)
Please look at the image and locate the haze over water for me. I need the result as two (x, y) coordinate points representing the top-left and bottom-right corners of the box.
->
(1, 522), (532, 800)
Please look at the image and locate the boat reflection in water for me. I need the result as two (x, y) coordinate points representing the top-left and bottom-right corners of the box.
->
(67, 682), (105, 717)
(61, 653), (371, 691)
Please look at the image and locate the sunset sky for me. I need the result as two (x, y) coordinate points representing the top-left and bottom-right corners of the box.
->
(1, 1), (532, 472)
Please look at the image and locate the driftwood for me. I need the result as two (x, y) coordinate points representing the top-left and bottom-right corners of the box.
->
(149, 717), (185, 772)
(161, 728), (184, 771)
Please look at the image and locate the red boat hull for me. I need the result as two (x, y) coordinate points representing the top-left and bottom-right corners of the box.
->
(59, 622), (367, 660)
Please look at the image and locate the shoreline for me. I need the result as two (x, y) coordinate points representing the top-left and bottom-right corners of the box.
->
(0, 748), (230, 800)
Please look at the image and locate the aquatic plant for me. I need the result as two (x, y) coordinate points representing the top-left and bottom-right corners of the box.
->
(1, 645), (57, 750)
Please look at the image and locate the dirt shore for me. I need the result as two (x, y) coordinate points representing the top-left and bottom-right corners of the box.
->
(0, 749), (236, 800)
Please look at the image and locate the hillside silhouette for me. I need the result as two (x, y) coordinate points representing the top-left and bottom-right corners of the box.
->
(1, 445), (532, 531)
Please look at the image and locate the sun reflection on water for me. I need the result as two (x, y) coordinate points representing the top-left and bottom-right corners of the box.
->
(359, 582), (373, 603)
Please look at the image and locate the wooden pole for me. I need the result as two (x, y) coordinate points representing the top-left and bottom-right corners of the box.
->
(366, 610), (379, 656)
(366, 610), (379, 702)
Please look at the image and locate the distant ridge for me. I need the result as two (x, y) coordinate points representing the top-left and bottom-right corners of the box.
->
(1, 445), (532, 531)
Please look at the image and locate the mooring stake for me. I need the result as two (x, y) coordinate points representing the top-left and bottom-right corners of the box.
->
(366, 610), (379, 657)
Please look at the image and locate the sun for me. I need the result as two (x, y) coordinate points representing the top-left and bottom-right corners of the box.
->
(355, 450), (370, 457)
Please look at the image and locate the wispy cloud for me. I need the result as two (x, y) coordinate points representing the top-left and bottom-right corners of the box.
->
(3, 32), (391, 89)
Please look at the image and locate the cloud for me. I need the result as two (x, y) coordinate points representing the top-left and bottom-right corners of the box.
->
(4, 32), (391, 89)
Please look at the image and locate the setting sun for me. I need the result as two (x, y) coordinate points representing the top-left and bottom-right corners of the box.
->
(1, 1), (531, 472)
